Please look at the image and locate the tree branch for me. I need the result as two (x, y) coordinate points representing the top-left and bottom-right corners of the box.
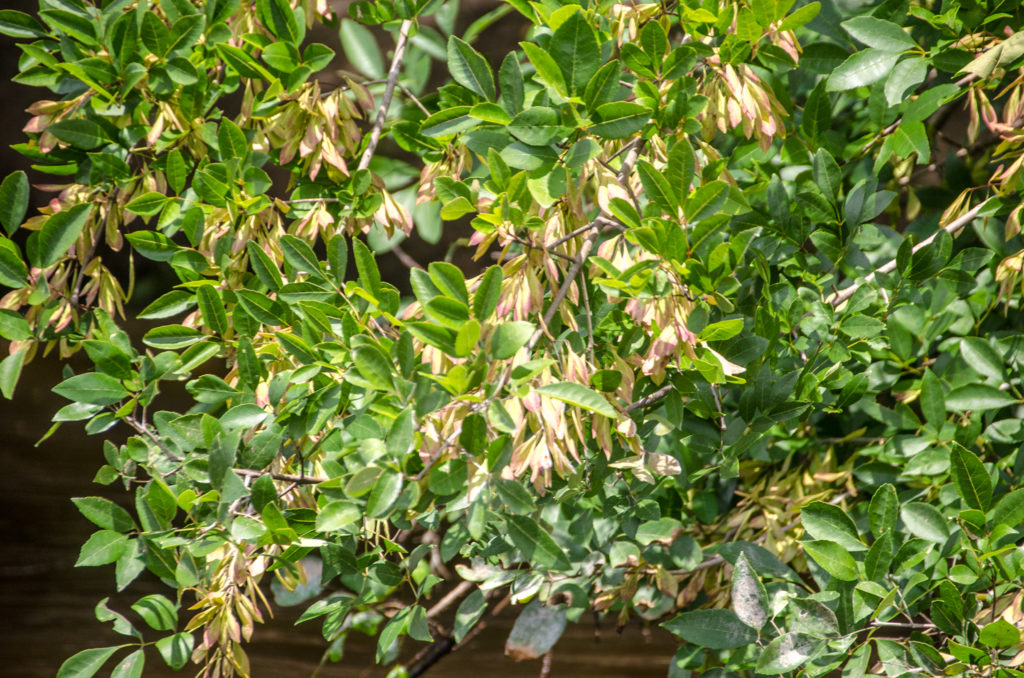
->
(827, 198), (991, 308)
(358, 20), (413, 172)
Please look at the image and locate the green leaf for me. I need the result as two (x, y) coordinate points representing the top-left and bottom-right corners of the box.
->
(802, 540), (858, 581)
(428, 261), (469, 304)
(353, 238), (382, 298)
(448, 36), (495, 101)
(868, 483), (898, 536)
(801, 501), (864, 551)
(54, 373), (129, 406)
(950, 446), (992, 511)
(424, 296), (470, 330)
(662, 609), (758, 649)
(698, 318), (744, 342)
(841, 17), (917, 52)
(980, 619), (1020, 649)
(685, 181), (728, 222)
(520, 42), (568, 97)
(29, 203), (92, 269)
(126, 192), (170, 218)
(508, 107), (563, 145)
(884, 56), (928, 106)
(454, 589), (486, 643)
(731, 553), (768, 630)
(789, 597), (839, 638)
(506, 514), (571, 570)
(340, 19), (383, 79)
(489, 321), (534, 360)
(826, 49), (901, 91)
(76, 530), (129, 566)
(195, 285), (228, 335)
(317, 500), (361, 532)
(0, 10), (48, 39)
(353, 345), (394, 391)
(132, 594), (177, 632)
(154, 632), (193, 670)
(990, 488), (1024, 529)
(0, 237), (28, 288)
(57, 646), (128, 678)
(637, 160), (678, 213)
(218, 119), (248, 161)
(589, 101), (650, 139)
(549, 10), (600, 96)
(0, 171), (29, 235)
(0, 347), (27, 399)
(535, 381), (616, 418)
(48, 119), (112, 150)
(812, 149), (841, 205)
(280, 234), (321, 276)
(366, 471), (403, 518)
(900, 502), (950, 543)
(960, 337), (1004, 381)
(256, 0), (300, 43)
(109, 650), (144, 678)
(72, 497), (135, 532)
(864, 531), (893, 580)
(945, 384), (1017, 412)
(919, 369), (945, 427)
(142, 325), (205, 349)
(472, 265), (502, 320)
(756, 634), (824, 674)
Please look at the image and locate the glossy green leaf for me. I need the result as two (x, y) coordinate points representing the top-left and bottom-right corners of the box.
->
(945, 384), (1017, 411)
(57, 646), (128, 678)
(535, 381), (616, 418)
(802, 540), (858, 580)
(72, 497), (135, 532)
(448, 36), (495, 101)
(0, 237), (28, 288)
(990, 488), (1024, 529)
(76, 529), (128, 566)
(801, 501), (864, 551)
(868, 483), (898, 536)
(900, 502), (950, 543)
(506, 514), (571, 570)
(662, 609), (758, 649)
(48, 119), (112, 149)
(29, 203), (91, 269)
(685, 181), (728, 222)
(472, 265), (502, 320)
(826, 49), (901, 91)
(842, 17), (917, 52)
(132, 594), (177, 632)
(54, 373), (129, 406)
(589, 101), (650, 139)
(950, 446), (992, 511)
(549, 10), (599, 96)
(0, 171), (29, 235)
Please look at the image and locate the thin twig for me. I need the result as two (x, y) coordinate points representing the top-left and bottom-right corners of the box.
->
(392, 243), (424, 269)
(827, 198), (991, 308)
(358, 20), (413, 171)
(870, 620), (938, 630)
(426, 580), (475, 619)
(625, 384), (674, 412)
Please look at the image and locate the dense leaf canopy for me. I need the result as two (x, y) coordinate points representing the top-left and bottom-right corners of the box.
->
(2, 0), (1024, 676)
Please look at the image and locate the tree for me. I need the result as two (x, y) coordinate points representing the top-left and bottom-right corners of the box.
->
(2, 0), (1024, 676)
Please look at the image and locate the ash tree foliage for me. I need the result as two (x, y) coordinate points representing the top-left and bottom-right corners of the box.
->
(4, 0), (1024, 676)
